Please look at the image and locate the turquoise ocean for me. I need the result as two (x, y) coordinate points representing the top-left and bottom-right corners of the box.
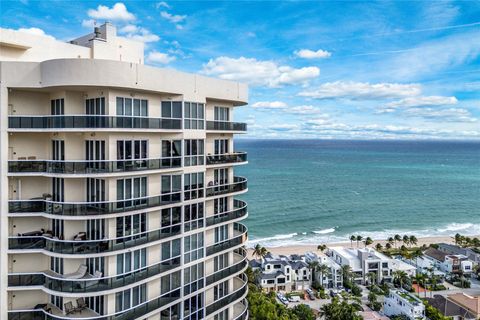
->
(235, 139), (480, 247)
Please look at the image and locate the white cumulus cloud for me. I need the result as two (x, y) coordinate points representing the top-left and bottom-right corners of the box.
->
(201, 56), (320, 87)
(404, 107), (477, 122)
(147, 51), (176, 64)
(160, 11), (186, 23)
(295, 49), (331, 59)
(252, 101), (288, 109)
(299, 81), (421, 100)
(156, 1), (170, 9)
(16, 27), (55, 40)
(384, 96), (458, 108)
(87, 3), (135, 21)
(118, 26), (159, 43)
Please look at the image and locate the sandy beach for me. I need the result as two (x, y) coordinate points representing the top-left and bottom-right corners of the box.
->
(247, 235), (469, 257)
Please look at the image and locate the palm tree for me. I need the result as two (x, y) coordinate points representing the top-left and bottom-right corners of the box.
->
(356, 235), (363, 248)
(308, 260), (320, 284)
(388, 237), (395, 248)
(393, 270), (408, 289)
(252, 243), (268, 262)
(364, 237), (373, 248)
(367, 272), (377, 286)
(341, 265), (353, 283)
(317, 244), (327, 253)
(350, 235), (356, 248)
(409, 235), (418, 247)
(402, 235), (410, 247)
(394, 234), (402, 248)
(385, 242), (392, 250)
(375, 243), (383, 251)
(316, 263), (330, 287)
(454, 233), (462, 246)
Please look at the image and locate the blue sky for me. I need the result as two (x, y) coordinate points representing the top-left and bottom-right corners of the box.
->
(1, 1), (479, 139)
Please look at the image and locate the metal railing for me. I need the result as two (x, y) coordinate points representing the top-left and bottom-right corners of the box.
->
(206, 223), (247, 256)
(206, 121), (247, 131)
(205, 275), (248, 316)
(206, 152), (247, 165)
(206, 200), (247, 227)
(206, 249), (247, 286)
(205, 177), (247, 197)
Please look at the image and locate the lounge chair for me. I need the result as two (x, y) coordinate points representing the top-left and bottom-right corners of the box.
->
(76, 298), (87, 312)
(64, 301), (76, 315)
(64, 264), (87, 279)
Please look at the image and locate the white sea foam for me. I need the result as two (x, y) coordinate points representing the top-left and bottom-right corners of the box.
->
(436, 223), (474, 233)
(313, 227), (336, 234)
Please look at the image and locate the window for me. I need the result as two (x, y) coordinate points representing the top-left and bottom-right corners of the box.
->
(184, 232), (204, 263)
(116, 97), (148, 116)
(184, 293), (204, 320)
(115, 284), (147, 312)
(117, 140), (148, 170)
(214, 106), (230, 121)
(161, 239), (181, 262)
(51, 257), (63, 274)
(162, 140), (182, 167)
(117, 248), (147, 276)
(51, 219), (64, 238)
(85, 140), (105, 170)
(161, 206), (182, 235)
(184, 203), (204, 232)
(214, 168), (229, 185)
(52, 140), (65, 160)
(86, 97), (106, 115)
(87, 257), (105, 276)
(214, 253), (229, 272)
(214, 309), (229, 320)
(86, 178), (106, 209)
(86, 296), (104, 315)
(214, 225), (229, 243)
(214, 197), (229, 215)
(52, 177), (64, 202)
(117, 177), (147, 208)
(161, 101), (182, 119)
(184, 139), (204, 166)
(51, 98), (64, 115)
(184, 262), (204, 295)
(184, 172), (204, 200)
(160, 303), (181, 320)
(214, 281), (229, 300)
(51, 295), (63, 310)
(116, 213), (147, 243)
(184, 102), (205, 129)
(86, 219), (105, 240)
(214, 139), (229, 155)
(161, 271), (181, 297)
(161, 174), (182, 203)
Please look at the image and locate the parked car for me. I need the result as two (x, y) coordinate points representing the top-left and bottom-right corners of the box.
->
(289, 295), (301, 302)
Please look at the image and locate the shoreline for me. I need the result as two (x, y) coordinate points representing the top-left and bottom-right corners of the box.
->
(247, 235), (468, 257)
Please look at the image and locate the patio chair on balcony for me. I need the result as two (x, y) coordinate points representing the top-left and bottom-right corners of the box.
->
(64, 264), (87, 279)
(76, 297), (88, 312)
(64, 301), (76, 315)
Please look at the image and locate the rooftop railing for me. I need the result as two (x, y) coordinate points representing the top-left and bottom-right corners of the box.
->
(8, 115), (181, 130)
(206, 152), (247, 166)
(8, 157), (181, 174)
(206, 121), (247, 132)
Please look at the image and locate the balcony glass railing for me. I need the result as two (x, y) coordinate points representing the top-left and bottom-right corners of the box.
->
(206, 223), (247, 256)
(9, 191), (181, 216)
(206, 249), (247, 286)
(8, 157), (181, 174)
(9, 225), (181, 254)
(8, 257), (180, 293)
(206, 200), (247, 227)
(205, 177), (247, 198)
(205, 275), (248, 316)
(233, 300), (249, 320)
(206, 152), (247, 165)
(206, 121), (247, 131)
(8, 115), (181, 130)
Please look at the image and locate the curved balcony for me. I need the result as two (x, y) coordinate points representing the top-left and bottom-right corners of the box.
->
(206, 176), (247, 198)
(205, 274), (248, 317)
(206, 248), (247, 286)
(206, 120), (247, 132)
(206, 152), (247, 166)
(9, 191), (181, 216)
(8, 256), (180, 294)
(8, 157), (181, 175)
(8, 115), (181, 130)
(206, 223), (247, 256)
(9, 225), (181, 255)
(233, 300), (249, 320)
(206, 200), (247, 227)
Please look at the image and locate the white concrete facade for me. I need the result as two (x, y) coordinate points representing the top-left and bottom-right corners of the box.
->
(384, 290), (426, 320)
(0, 24), (249, 320)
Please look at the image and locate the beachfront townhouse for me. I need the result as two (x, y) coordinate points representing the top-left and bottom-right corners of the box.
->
(250, 253), (311, 292)
(0, 23), (249, 320)
(304, 252), (343, 289)
(438, 243), (480, 264)
(328, 247), (415, 285)
(424, 248), (473, 274)
(384, 290), (426, 320)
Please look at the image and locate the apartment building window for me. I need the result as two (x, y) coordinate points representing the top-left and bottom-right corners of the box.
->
(161, 175), (182, 204)
(161, 101), (182, 118)
(214, 280), (229, 300)
(161, 270), (181, 297)
(161, 238), (181, 266)
(214, 168), (229, 185)
(184, 172), (204, 200)
(184, 262), (204, 295)
(51, 257), (64, 274)
(162, 140), (182, 166)
(184, 102), (205, 129)
(87, 257), (105, 276)
(52, 177), (64, 202)
(161, 303), (180, 320)
(116, 97), (148, 116)
(184, 202), (204, 232)
(117, 140), (148, 169)
(86, 97), (106, 115)
(87, 178), (106, 210)
(214, 139), (229, 155)
(184, 293), (204, 320)
(116, 213), (147, 243)
(161, 206), (181, 234)
(214, 225), (229, 243)
(115, 284), (147, 312)
(86, 219), (105, 240)
(184, 232), (204, 263)
(184, 139), (204, 166)
(214, 253), (229, 272)
(117, 177), (147, 208)
(214, 197), (229, 215)
(85, 140), (105, 170)
(214, 309), (229, 320)
(214, 106), (230, 121)
(51, 219), (64, 239)
(51, 295), (63, 310)
(52, 140), (65, 160)
(51, 98), (65, 115)
(86, 296), (104, 315)
(117, 248), (147, 276)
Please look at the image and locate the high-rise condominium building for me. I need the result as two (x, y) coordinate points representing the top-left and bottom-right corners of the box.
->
(0, 23), (249, 320)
